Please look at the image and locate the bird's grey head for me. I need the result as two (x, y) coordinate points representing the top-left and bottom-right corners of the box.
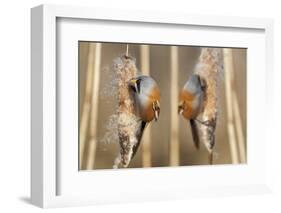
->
(128, 75), (160, 122)
(184, 74), (204, 94)
(128, 75), (156, 95)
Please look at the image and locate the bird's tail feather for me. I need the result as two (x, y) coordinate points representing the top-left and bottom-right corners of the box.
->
(190, 119), (200, 149)
(131, 121), (147, 160)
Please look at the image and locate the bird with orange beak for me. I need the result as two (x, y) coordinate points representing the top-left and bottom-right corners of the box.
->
(178, 74), (205, 149)
(128, 75), (160, 159)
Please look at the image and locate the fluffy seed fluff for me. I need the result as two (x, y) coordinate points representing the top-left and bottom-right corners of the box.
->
(195, 48), (223, 162)
(113, 55), (140, 168)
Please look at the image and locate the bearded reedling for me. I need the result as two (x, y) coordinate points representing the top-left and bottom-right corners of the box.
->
(178, 74), (206, 149)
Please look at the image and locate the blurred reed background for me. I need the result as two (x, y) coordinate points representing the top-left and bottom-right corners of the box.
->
(79, 42), (247, 170)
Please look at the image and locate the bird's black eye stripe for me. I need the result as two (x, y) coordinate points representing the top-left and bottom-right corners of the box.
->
(196, 74), (206, 90)
(136, 79), (141, 93)
(130, 85), (137, 93)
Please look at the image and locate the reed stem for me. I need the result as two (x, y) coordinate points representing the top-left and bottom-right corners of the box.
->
(85, 43), (102, 170)
(223, 48), (239, 164)
(233, 90), (246, 163)
(169, 46), (180, 166)
(79, 43), (95, 169)
(140, 45), (152, 167)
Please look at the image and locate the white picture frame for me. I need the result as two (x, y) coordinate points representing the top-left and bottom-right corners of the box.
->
(31, 4), (274, 208)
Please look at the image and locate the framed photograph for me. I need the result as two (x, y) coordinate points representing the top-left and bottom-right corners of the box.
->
(31, 4), (274, 208)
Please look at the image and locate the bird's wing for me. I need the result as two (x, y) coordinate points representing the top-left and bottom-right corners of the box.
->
(190, 119), (200, 149)
(131, 121), (147, 159)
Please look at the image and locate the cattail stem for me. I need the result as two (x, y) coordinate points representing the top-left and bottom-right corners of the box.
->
(223, 48), (239, 164)
(140, 45), (152, 167)
(85, 43), (102, 170)
(126, 44), (129, 57)
(169, 46), (179, 166)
